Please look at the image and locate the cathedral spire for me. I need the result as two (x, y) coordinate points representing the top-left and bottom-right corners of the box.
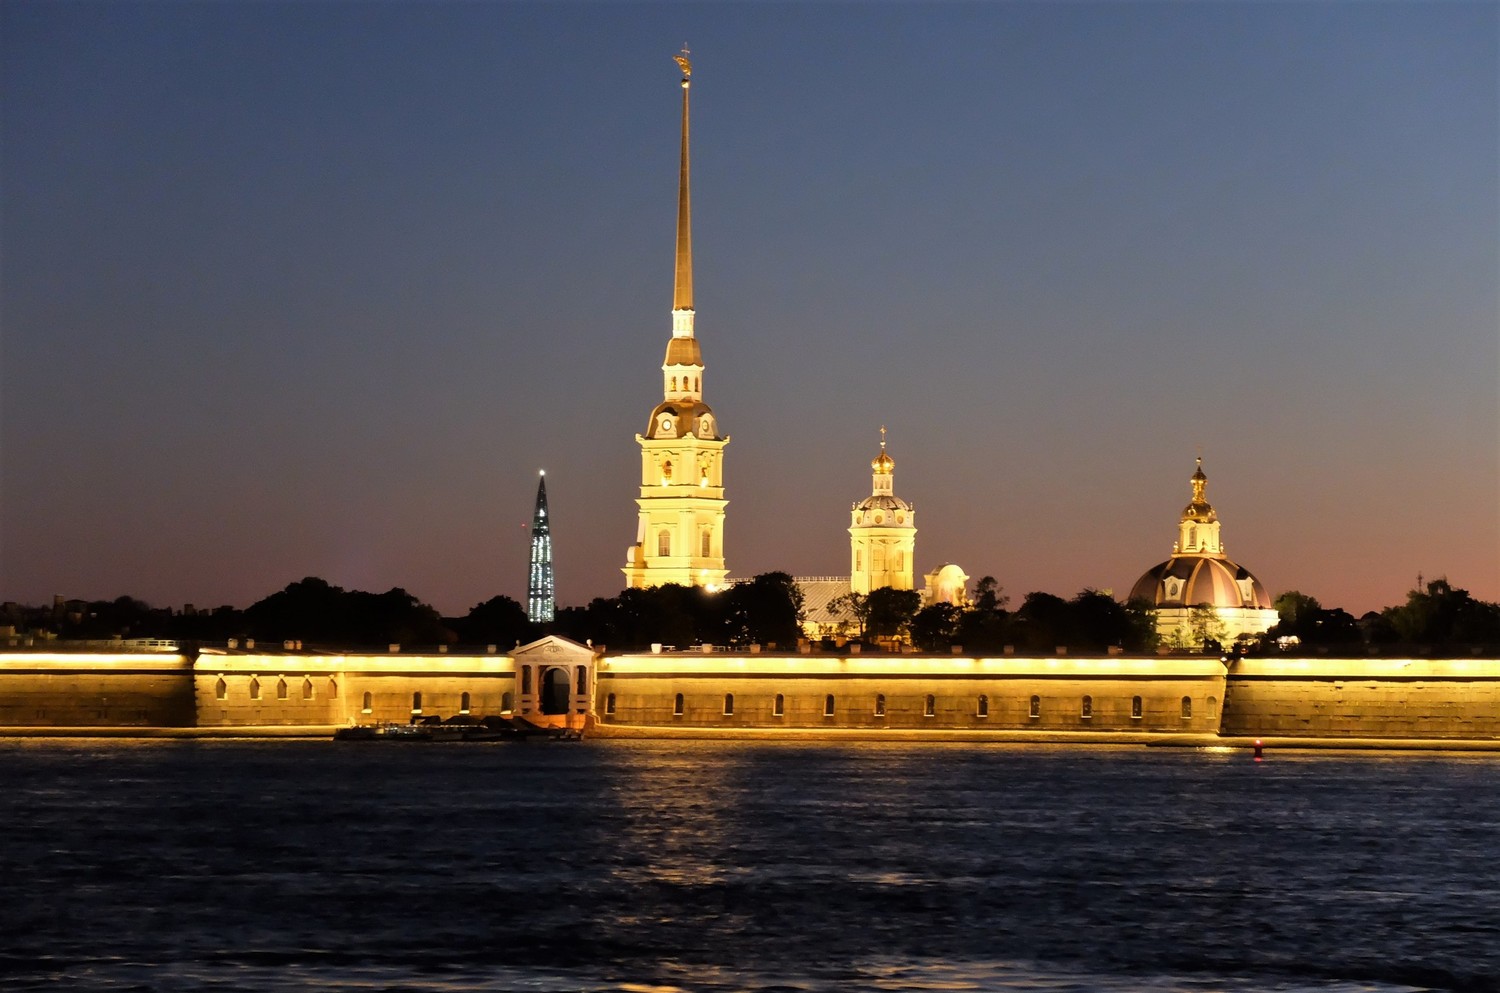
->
(672, 47), (693, 316)
(527, 470), (554, 624)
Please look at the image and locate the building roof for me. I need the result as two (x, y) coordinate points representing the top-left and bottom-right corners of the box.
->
(1129, 555), (1272, 609)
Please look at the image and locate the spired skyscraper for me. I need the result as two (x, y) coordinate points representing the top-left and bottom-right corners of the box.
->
(527, 471), (555, 624)
(623, 50), (729, 590)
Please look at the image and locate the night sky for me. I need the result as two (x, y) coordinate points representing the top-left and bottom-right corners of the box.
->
(3, 2), (1496, 618)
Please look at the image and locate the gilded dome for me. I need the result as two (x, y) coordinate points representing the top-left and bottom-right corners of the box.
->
(1129, 556), (1272, 610)
(1181, 460), (1217, 523)
(871, 450), (895, 474)
(663, 336), (702, 368)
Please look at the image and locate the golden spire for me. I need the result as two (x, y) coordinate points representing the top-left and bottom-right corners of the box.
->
(672, 46), (693, 313)
(1181, 456), (1216, 523)
(872, 425), (895, 474)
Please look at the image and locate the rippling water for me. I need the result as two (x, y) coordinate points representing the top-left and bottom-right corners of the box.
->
(1, 738), (1496, 993)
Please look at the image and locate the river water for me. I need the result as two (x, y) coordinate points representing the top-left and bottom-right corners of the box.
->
(0, 738), (1496, 993)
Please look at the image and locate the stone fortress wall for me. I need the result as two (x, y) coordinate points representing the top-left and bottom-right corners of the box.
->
(3, 642), (1498, 741)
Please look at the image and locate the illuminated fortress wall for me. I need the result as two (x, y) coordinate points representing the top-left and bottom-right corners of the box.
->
(0, 653), (196, 727)
(595, 653), (1230, 734)
(194, 649), (517, 727)
(1223, 657), (1500, 739)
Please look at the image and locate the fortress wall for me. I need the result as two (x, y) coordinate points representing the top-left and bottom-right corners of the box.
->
(1224, 657), (1500, 739)
(0, 653), (196, 727)
(597, 654), (1228, 734)
(193, 651), (517, 727)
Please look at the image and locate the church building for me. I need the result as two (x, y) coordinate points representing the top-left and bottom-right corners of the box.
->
(849, 430), (916, 594)
(623, 51), (729, 590)
(1129, 459), (1279, 648)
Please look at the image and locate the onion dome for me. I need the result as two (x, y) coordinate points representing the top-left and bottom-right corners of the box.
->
(872, 450), (895, 474)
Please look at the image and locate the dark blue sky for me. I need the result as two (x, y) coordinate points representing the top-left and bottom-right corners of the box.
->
(3, 2), (1496, 616)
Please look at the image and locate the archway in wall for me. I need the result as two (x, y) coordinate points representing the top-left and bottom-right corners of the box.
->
(540, 667), (572, 715)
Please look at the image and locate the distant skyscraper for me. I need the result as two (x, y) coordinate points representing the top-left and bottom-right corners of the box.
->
(623, 49), (729, 589)
(528, 471), (555, 624)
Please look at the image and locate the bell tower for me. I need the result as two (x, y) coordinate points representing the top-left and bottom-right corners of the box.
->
(849, 428), (916, 595)
(623, 50), (729, 590)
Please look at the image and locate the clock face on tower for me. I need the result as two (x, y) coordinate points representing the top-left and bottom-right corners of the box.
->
(699, 415), (713, 437)
(658, 414), (675, 435)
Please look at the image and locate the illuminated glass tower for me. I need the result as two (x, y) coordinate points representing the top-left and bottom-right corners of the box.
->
(527, 471), (555, 624)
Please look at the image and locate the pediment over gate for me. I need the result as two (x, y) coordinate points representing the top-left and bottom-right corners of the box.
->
(511, 635), (599, 665)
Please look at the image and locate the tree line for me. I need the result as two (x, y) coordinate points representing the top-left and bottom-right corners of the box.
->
(3, 574), (1496, 654)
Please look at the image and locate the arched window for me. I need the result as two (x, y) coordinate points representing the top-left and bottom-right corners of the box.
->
(658, 529), (671, 557)
(460, 692), (471, 714)
(249, 678), (261, 701)
(1081, 695), (1093, 719)
(303, 678), (314, 700)
(923, 694), (936, 718)
(773, 693), (785, 717)
(701, 530), (712, 557)
(276, 678), (288, 700)
(1181, 696), (1193, 719)
(605, 693), (616, 715)
(673, 693), (685, 716)
(501, 691), (514, 712)
(874, 693), (886, 717)
(1131, 695), (1143, 719)
(670, 376), (677, 390)
(328, 679), (338, 699)
(1029, 695), (1041, 719)
(361, 691), (373, 714)
(977, 695), (989, 718)
(576, 667), (587, 695)
(1207, 695), (1218, 717)
(411, 692), (422, 713)
(214, 677), (227, 701)
(723, 693), (734, 716)
(823, 694), (835, 717)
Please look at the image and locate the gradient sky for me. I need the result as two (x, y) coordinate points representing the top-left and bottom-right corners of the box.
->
(3, 1), (1496, 618)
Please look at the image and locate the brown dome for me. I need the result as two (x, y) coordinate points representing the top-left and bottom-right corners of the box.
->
(1129, 555), (1271, 609)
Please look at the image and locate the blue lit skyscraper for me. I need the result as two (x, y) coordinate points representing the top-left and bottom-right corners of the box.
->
(527, 471), (554, 624)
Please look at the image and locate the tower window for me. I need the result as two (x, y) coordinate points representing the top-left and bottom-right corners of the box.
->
(702, 530), (711, 557)
(658, 529), (671, 557)
(773, 693), (785, 717)
(671, 376), (677, 390)
(673, 693), (685, 716)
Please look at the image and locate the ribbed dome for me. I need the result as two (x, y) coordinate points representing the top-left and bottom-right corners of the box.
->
(646, 399), (717, 439)
(855, 493), (911, 514)
(1129, 555), (1271, 609)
